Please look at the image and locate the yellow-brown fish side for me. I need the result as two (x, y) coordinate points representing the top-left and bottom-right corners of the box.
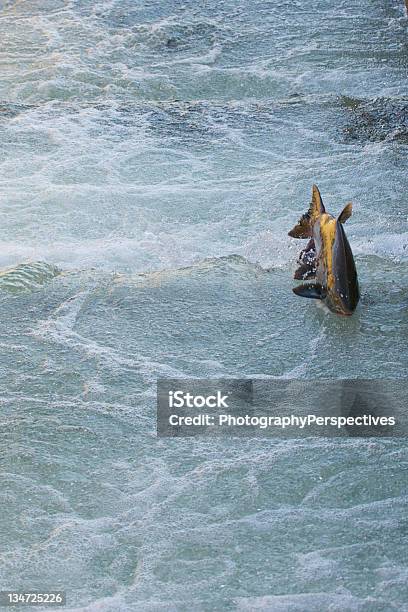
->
(318, 213), (336, 292)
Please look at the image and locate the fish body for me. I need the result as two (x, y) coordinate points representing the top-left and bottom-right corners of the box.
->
(288, 185), (359, 316)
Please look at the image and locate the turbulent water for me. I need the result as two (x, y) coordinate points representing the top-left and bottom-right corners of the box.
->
(0, 0), (407, 610)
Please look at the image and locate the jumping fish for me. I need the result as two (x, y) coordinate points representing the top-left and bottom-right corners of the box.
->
(288, 185), (359, 316)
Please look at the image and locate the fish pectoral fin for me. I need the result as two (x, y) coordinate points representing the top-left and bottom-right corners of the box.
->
(338, 202), (352, 224)
(292, 282), (326, 300)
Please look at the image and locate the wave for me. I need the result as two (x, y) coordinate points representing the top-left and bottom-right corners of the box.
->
(120, 254), (271, 287)
(0, 261), (60, 293)
(354, 232), (408, 262)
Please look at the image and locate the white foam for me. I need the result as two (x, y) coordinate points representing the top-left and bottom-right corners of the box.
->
(235, 590), (377, 611)
(32, 288), (186, 380)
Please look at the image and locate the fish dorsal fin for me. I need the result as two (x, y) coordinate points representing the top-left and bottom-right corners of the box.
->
(309, 184), (325, 219)
(338, 202), (352, 224)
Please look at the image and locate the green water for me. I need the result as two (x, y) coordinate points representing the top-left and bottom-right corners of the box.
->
(0, 0), (407, 609)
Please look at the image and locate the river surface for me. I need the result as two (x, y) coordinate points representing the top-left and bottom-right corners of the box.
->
(0, 0), (407, 610)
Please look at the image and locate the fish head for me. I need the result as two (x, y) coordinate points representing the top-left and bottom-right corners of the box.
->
(288, 212), (313, 238)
